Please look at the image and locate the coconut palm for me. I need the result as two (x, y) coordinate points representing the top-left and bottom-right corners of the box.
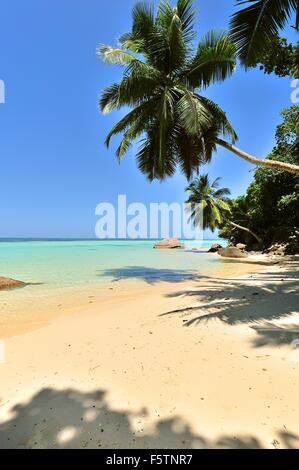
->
(230, 0), (299, 66)
(98, 0), (299, 177)
(185, 174), (262, 243)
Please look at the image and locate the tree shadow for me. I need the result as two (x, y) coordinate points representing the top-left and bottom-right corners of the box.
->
(251, 322), (299, 348)
(99, 266), (201, 285)
(98, 256), (282, 285)
(160, 262), (299, 328)
(0, 387), (297, 449)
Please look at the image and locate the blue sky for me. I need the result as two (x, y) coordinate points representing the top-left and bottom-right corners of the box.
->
(0, 0), (296, 238)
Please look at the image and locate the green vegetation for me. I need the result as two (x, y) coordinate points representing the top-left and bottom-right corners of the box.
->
(98, 0), (236, 181)
(99, 0), (299, 179)
(230, 0), (299, 67)
(185, 174), (262, 242)
(98, 1), (299, 253)
(219, 106), (299, 252)
(185, 174), (231, 231)
(249, 36), (299, 78)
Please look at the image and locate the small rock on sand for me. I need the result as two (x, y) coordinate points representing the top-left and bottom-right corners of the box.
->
(0, 276), (25, 290)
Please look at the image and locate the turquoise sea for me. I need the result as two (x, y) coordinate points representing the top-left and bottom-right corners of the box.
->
(0, 239), (223, 292)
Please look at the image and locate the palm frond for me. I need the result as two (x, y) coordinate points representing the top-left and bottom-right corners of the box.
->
(177, 90), (212, 135)
(136, 122), (177, 181)
(215, 198), (231, 213)
(182, 31), (236, 88)
(196, 96), (238, 143)
(97, 45), (136, 65)
(176, 128), (207, 180)
(184, 174), (231, 230)
(131, 1), (169, 69)
(119, 33), (145, 53)
(115, 111), (153, 159)
(230, 0), (298, 65)
(99, 84), (121, 115)
(175, 0), (196, 43)
(211, 176), (221, 189)
(156, 0), (188, 72)
(214, 187), (231, 198)
(156, 87), (176, 168)
(104, 99), (157, 148)
(99, 63), (161, 114)
(131, 1), (155, 40)
(99, 0), (239, 182)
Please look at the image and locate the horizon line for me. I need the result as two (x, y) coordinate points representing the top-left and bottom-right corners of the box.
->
(0, 237), (221, 242)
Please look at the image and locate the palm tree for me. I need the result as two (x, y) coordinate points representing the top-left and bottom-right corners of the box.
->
(230, 0), (299, 66)
(98, 0), (299, 177)
(185, 174), (262, 243)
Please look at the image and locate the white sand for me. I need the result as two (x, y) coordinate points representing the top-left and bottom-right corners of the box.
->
(0, 255), (298, 449)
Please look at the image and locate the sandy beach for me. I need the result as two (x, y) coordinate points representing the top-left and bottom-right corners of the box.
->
(0, 254), (298, 449)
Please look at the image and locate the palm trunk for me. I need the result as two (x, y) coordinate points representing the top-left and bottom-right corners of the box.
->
(215, 137), (299, 175)
(228, 220), (262, 244)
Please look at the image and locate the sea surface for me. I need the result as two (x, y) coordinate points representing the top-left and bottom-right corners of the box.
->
(0, 239), (223, 292)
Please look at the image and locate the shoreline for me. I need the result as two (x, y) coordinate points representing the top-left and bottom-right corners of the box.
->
(1, 253), (271, 339)
(0, 255), (298, 449)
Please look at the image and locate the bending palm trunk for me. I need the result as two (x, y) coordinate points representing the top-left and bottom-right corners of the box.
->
(227, 220), (262, 244)
(99, 0), (299, 180)
(216, 138), (299, 175)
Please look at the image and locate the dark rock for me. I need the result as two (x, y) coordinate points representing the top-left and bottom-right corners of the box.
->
(208, 243), (223, 253)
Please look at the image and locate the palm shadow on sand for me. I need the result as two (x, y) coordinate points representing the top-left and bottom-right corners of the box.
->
(1, 387), (297, 449)
(160, 260), (299, 346)
(99, 266), (200, 285)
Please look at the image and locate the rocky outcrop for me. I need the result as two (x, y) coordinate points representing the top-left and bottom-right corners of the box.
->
(154, 238), (183, 249)
(236, 243), (247, 251)
(264, 231), (299, 256)
(208, 243), (223, 253)
(218, 246), (248, 259)
(0, 277), (25, 290)
(265, 243), (287, 256)
(263, 228), (299, 256)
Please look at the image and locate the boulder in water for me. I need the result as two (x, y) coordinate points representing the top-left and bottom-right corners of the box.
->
(154, 238), (183, 249)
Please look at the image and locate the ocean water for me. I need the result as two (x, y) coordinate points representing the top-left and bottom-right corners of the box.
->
(0, 239), (223, 292)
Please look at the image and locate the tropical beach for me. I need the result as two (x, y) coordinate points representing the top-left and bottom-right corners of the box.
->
(0, 246), (298, 449)
(0, 239), (265, 337)
(0, 240), (299, 449)
(1, 0), (299, 456)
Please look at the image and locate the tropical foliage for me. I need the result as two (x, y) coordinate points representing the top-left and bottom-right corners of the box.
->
(230, 0), (299, 67)
(185, 174), (262, 242)
(185, 174), (231, 231)
(219, 106), (299, 250)
(99, 0), (299, 177)
(98, 0), (237, 181)
(249, 36), (299, 78)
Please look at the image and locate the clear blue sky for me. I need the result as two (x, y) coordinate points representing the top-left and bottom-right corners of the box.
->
(0, 0), (296, 238)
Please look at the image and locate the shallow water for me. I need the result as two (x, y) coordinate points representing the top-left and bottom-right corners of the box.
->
(0, 239), (222, 292)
